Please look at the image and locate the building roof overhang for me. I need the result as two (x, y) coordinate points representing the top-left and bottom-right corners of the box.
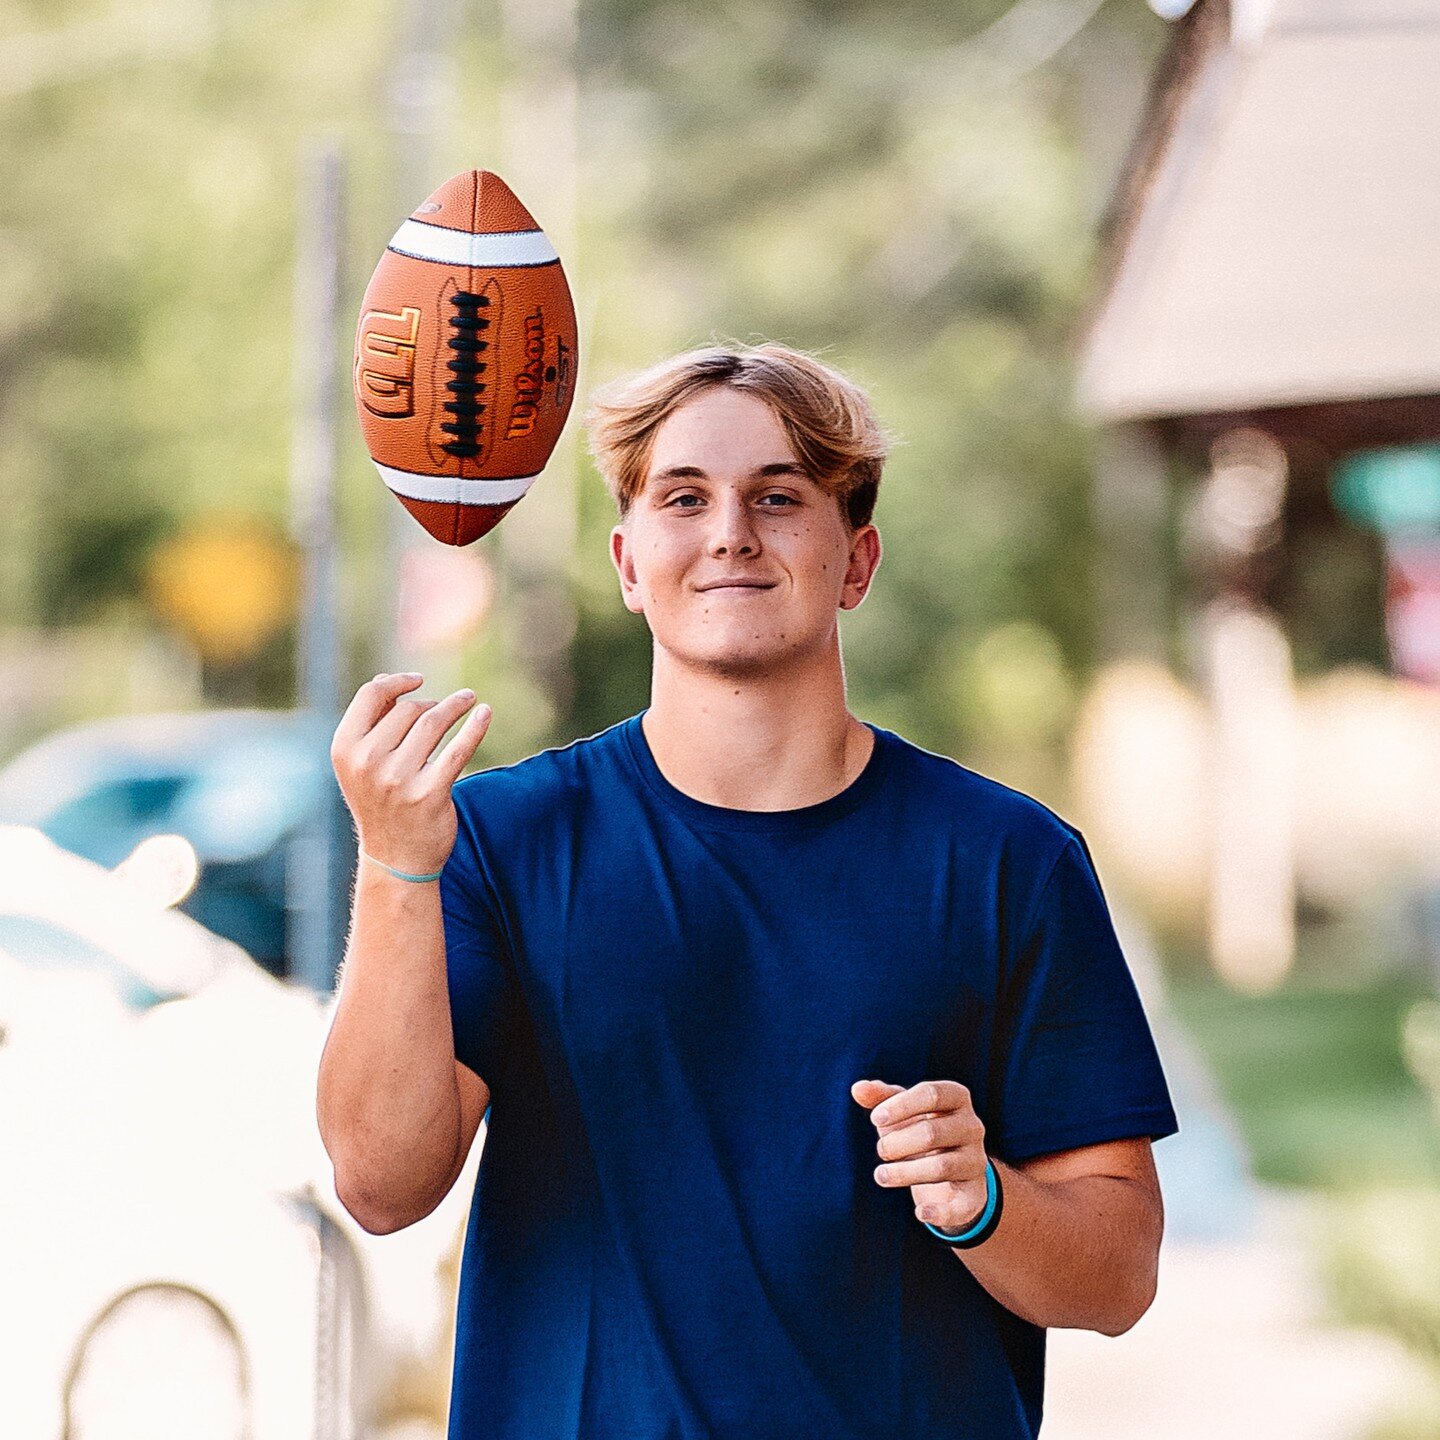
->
(1076, 0), (1440, 446)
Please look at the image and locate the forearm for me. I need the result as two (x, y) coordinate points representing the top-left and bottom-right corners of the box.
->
(316, 865), (462, 1230)
(945, 1160), (1161, 1336)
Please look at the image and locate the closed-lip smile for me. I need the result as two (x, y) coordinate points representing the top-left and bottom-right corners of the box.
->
(697, 579), (776, 591)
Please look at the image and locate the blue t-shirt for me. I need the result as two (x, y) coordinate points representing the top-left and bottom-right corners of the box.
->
(440, 711), (1179, 1440)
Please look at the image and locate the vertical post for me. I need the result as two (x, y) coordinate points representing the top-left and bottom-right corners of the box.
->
(1189, 426), (1296, 991)
(381, 0), (461, 679)
(495, 0), (581, 732)
(1198, 598), (1297, 991)
(289, 135), (352, 994)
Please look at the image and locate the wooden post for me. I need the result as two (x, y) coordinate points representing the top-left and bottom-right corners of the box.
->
(1190, 426), (1297, 991)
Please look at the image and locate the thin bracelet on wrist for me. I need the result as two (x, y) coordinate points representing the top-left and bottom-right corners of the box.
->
(359, 849), (444, 884)
(923, 1156), (1004, 1248)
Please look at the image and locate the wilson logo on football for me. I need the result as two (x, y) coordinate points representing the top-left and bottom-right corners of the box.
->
(505, 309), (548, 439)
(356, 306), (422, 418)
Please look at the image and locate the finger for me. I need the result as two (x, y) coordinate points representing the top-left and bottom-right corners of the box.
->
(872, 1106), (946, 1135)
(874, 1151), (983, 1188)
(876, 1111), (981, 1162)
(394, 689), (480, 770)
(334, 673), (424, 750)
(851, 1080), (905, 1116)
(432, 699), (494, 786)
(869, 1080), (970, 1129)
(369, 693), (442, 753)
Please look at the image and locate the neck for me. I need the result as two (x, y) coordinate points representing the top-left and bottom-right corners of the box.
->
(641, 636), (874, 811)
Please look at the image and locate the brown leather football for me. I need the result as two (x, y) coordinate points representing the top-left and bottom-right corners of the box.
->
(352, 170), (579, 546)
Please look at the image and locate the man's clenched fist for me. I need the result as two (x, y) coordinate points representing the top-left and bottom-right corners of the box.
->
(852, 1078), (991, 1233)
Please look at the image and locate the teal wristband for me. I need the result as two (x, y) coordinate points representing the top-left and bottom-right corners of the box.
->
(359, 849), (444, 884)
(923, 1156), (1004, 1247)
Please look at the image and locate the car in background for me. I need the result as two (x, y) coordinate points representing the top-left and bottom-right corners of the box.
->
(0, 824), (479, 1440)
(0, 709), (350, 979)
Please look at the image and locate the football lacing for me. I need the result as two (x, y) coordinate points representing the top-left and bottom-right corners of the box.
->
(441, 291), (490, 458)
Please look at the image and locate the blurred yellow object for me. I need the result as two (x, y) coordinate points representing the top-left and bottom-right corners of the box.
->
(1069, 658), (1211, 935)
(143, 516), (299, 665)
(1295, 667), (1440, 905)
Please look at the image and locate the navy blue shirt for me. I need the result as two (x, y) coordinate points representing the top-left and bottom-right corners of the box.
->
(440, 711), (1179, 1439)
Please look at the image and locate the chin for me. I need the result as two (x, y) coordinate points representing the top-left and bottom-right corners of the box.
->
(659, 631), (815, 679)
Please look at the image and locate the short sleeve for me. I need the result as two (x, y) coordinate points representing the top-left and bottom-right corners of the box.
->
(987, 831), (1180, 1164)
(439, 808), (519, 1087)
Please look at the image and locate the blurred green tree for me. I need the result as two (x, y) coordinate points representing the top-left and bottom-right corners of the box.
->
(0, 0), (1168, 790)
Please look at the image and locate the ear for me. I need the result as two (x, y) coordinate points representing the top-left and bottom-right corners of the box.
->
(610, 523), (646, 615)
(838, 523), (881, 611)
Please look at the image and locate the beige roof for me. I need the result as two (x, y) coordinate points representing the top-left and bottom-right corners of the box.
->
(1076, 0), (1440, 422)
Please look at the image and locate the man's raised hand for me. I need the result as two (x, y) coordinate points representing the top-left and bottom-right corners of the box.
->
(330, 672), (493, 879)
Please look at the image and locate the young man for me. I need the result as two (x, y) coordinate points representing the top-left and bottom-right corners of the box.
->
(319, 342), (1179, 1440)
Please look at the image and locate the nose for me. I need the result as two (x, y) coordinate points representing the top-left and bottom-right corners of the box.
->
(709, 490), (759, 557)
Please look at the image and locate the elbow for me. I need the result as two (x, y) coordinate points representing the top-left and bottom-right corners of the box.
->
(349, 1205), (410, 1237)
(1100, 1194), (1164, 1337)
(1098, 1267), (1159, 1338)
(324, 1131), (460, 1236)
(333, 1171), (420, 1236)
(1098, 1294), (1150, 1337)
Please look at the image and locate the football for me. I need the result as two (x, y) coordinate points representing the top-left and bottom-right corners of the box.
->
(352, 169), (579, 546)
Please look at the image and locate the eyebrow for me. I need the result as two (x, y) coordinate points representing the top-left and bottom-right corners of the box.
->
(646, 461), (807, 487)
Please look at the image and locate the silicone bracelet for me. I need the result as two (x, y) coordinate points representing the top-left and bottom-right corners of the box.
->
(359, 849), (444, 884)
(923, 1156), (1004, 1247)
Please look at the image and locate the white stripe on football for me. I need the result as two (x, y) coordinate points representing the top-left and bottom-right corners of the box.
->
(386, 219), (560, 268)
(376, 462), (540, 506)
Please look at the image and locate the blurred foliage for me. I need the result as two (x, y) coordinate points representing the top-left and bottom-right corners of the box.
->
(565, 0), (1165, 766)
(0, 0), (1171, 782)
(1167, 931), (1440, 1435)
(1324, 1188), (1440, 1368)
(0, 0), (401, 720)
(1168, 966), (1440, 1190)
(1319, 1187), (1440, 1440)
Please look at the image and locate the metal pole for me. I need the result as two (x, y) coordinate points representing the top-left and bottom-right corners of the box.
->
(381, 0), (461, 677)
(496, 0), (581, 729)
(289, 135), (352, 993)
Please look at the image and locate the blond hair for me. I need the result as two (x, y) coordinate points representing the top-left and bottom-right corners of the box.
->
(583, 342), (890, 530)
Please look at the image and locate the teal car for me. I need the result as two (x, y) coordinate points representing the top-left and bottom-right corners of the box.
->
(0, 709), (349, 981)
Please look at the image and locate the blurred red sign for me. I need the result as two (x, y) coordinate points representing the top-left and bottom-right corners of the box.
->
(1385, 538), (1440, 685)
